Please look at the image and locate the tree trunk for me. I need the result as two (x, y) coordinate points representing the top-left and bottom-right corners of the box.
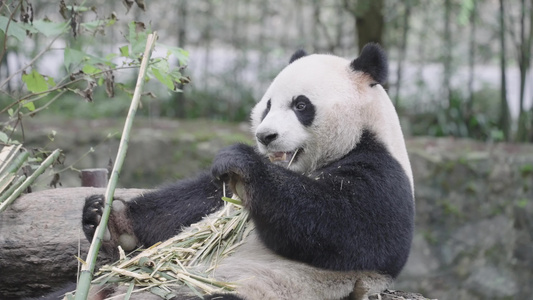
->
(416, 2), (430, 106)
(342, 0), (385, 52)
(499, 0), (511, 141)
(203, 0), (213, 91)
(394, 0), (412, 107)
(516, 0), (533, 141)
(467, 0), (477, 118)
(529, 0), (533, 141)
(516, 0), (528, 141)
(174, 0), (188, 119)
(0, 187), (145, 299)
(311, 0), (321, 52)
(443, 0), (453, 107)
(335, 2), (345, 51)
(355, 0), (385, 52)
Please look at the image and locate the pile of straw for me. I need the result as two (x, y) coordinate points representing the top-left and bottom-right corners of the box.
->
(91, 200), (251, 299)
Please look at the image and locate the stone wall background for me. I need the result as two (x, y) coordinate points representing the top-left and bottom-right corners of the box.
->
(2, 118), (532, 300)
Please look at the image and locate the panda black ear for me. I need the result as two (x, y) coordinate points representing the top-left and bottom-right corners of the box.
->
(289, 49), (307, 64)
(350, 43), (388, 85)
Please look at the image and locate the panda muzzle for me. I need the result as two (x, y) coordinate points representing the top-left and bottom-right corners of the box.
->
(268, 151), (291, 162)
(268, 149), (301, 165)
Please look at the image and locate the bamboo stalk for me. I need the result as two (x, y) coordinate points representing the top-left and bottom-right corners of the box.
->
(0, 144), (22, 174)
(0, 149), (60, 212)
(3, 151), (30, 175)
(0, 175), (26, 204)
(74, 32), (158, 300)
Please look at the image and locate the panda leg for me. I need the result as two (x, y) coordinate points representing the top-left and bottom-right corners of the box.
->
(82, 195), (138, 258)
(349, 273), (392, 300)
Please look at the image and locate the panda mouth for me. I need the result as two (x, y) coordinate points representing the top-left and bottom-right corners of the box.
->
(268, 149), (302, 167)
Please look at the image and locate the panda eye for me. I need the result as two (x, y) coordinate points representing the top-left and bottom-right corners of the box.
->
(295, 102), (306, 111)
(291, 95), (315, 127)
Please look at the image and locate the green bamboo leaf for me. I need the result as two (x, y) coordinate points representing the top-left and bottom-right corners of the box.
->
(82, 64), (100, 75)
(64, 48), (86, 72)
(151, 67), (174, 90)
(22, 70), (48, 93)
(0, 16), (26, 41)
(32, 20), (68, 37)
(165, 46), (189, 65)
(128, 22), (148, 55)
(46, 76), (56, 87)
(221, 197), (242, 206)
(169, 69), (184, 83)
(0, 131), (8, 144)
(23, 101), (35, 112)
(80, 20), (103, 32)
(119, 45), (130, 57)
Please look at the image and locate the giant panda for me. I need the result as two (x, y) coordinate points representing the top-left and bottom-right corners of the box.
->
(81, 43), (414, 300)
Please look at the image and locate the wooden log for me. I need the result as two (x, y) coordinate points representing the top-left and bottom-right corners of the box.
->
(0, 187), (144, 299)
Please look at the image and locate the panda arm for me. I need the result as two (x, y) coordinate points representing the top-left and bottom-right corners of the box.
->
(212, 141), (414, 278)
(127, 171), (225, 246)
(82, 171), (224, 255)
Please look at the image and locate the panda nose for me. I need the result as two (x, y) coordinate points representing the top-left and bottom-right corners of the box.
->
(256, 132), (278, 146)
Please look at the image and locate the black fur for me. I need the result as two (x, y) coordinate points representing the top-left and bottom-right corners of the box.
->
(82, 172), (225, 253)
(291, 95), (315, 127)
(82, 194), (104, 242)
(260, 99), (271, 122)
(211, 130), (414, 278)
(24, 282), (76, 300)
(257, 96), (315, 145)
(289, 49), (307, 63)
(350, 43), (388, 85)
(128, 172), (224, 246)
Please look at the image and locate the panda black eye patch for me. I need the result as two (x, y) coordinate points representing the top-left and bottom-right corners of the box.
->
(291, 95), (315, 127)
(261, 99), (271, 121)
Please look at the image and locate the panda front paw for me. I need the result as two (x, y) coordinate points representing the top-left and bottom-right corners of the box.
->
(211, 144), (260, 182)
(212, 144), (263, 201)
(82, 194), (105, 242)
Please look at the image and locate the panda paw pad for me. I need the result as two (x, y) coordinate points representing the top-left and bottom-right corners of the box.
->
(82, 194), (105, 240)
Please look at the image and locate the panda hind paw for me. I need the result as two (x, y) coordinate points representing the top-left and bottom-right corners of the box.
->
(82, 194), (105, 241)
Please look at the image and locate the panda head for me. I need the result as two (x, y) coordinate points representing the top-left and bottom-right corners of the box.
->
(251, 43), (411, 180)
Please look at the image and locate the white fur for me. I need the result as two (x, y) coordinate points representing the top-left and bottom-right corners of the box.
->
(213, 232), (391, 300)
(105, 230), (391, 300)
(251, 54), (413, 191)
